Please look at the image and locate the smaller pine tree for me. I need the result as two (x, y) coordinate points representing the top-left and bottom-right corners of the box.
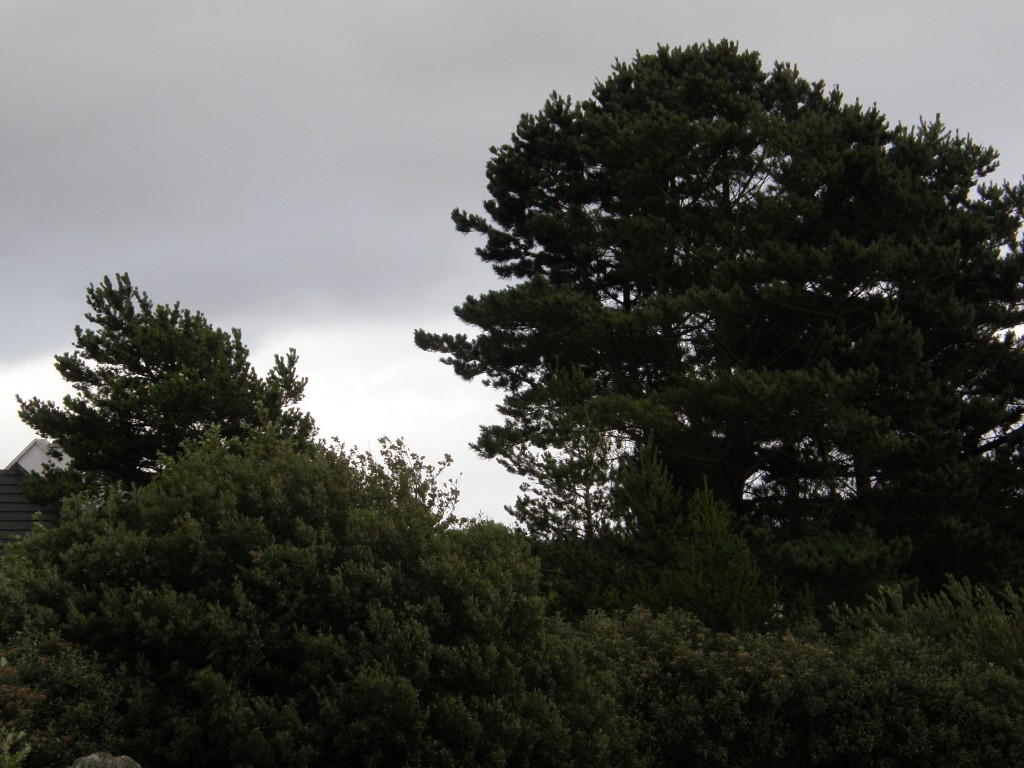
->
(618, 447), (778, 630)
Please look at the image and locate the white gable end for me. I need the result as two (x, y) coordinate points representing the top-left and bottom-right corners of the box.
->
(5, 439), (64, 474)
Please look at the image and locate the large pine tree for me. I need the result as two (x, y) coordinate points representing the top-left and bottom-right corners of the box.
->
(416, 41), (1024, 602)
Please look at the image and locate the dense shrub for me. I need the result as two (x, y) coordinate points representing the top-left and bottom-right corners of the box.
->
(4, 431), (1024, 766)
(582, 597), (1024, 767)
(0, 633), (116, 768)
(0, 433), (611, 768)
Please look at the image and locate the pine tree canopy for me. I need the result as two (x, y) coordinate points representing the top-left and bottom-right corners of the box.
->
(18, 273), (316, 488)
(415, 41), (1024, 600)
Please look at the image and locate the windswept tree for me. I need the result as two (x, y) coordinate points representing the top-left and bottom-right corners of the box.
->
(18, 273), (316, 490)
(416, 41), (1024, 602)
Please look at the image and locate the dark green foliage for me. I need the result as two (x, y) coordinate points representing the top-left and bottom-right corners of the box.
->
(0, 630), (117, 768)
(502, 371), (622, 545)
(535, 447), (779, 631)
(0, 727), (29, 768)
(834, 576), (1024, 676)
(0, 633), (116, 768)
(643, 483), (778, 630)
(416, 41), (1024, 606)
(0, 433), (611, 768)
(4, 432), (1024, 765)
(582, 588), (1024, 767)
(18, 273), (315, 492)
(614, 446), (780, 629)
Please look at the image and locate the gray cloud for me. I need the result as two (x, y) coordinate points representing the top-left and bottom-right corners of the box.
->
(3, 0), (1023, 515)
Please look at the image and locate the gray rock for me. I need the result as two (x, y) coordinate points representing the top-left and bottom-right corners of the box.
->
(70, 754), (141, 768)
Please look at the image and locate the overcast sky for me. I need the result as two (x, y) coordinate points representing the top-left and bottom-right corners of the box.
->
(3, 1), (1023, 520)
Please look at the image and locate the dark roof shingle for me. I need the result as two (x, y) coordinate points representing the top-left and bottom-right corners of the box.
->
(0, 469), (57, 541)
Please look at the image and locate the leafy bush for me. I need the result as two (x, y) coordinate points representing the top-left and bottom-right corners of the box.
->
(0, 433), (610, 767)
(0, 727), (29, 768)
(583, 598), (1024, 767)
(6, 429), (1024, 766)
(0, 633), (116, 768)
(834, 577), (1024, 676)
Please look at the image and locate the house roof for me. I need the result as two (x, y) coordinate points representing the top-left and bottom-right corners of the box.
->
(0, 468), (56, 540)
(0, 439), (60, 542)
